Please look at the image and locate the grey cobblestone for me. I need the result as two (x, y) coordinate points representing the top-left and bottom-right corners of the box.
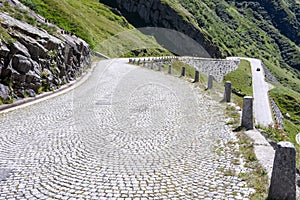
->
(0, 59), (254, 199)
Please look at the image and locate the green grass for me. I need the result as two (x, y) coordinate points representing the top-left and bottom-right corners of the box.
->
(225, 105), (269, 199)
(167, 0), (300, 94)
(223, 59), (252, 106)
(18, 0), (167, 57)
(270, 87), (300, 124)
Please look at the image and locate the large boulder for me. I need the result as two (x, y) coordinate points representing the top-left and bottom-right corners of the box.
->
(12, 54), (32, 75)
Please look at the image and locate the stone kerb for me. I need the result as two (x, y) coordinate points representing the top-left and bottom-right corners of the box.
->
(179, 57), (240, 83)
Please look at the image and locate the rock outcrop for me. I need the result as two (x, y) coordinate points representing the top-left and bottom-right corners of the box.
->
(99, 0), (222, 58)
(0, 11), (91, 102)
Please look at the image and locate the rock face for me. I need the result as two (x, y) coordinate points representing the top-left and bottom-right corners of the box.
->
(99, 0), (222, 58)
(0, 11), (91, 101)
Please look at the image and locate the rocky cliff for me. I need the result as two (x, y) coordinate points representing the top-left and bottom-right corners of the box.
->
(99, 0), (222, 58)
(0, 1), (91, 103)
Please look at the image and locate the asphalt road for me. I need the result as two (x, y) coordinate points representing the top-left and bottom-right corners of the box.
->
(228, 57), (274, 127)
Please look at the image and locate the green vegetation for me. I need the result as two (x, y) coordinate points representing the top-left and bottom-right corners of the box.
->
(225, 105), (269, 199)
(17, 0), (167, 56)
(166, 0), (300, 93)
(167, 61), (196, 78)
(270, 87), (300, 124)
(223, 59), (252, 103)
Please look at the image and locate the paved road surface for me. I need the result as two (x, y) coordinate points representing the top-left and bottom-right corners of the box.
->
(0, 59), (254, 199)
(228, 57), (274, 127)
(246, 58), (273, 127)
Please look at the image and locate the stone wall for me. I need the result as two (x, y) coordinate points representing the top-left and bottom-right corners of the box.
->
(270, 97), (284, 129)
(0, 11), (91, 101)
(179, 57), (240, 83)
(130, 57), (240, 83)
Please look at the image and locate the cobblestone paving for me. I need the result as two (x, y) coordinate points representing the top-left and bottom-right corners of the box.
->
(0, 59), (254, 199)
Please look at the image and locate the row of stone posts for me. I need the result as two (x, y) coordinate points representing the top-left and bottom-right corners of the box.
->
(238, 92), (296, 199)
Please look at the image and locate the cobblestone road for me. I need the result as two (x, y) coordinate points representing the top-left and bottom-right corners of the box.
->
(0, 59), (254, 199)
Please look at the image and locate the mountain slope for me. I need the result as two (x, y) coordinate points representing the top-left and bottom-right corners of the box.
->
(16, 0), (169, 56)
(100, 0), (300, 93)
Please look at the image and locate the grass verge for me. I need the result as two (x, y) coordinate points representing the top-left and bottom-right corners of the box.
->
(226, 105), (269, 199)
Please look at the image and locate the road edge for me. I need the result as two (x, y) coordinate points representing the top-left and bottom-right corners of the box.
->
(0, 61), (98, 114)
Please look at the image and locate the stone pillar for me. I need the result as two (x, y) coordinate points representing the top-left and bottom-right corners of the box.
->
(225, 81), (232, 102)
(129, 59), (132, 63)
(241, 96), (254, 130)
(168, 65), (172, 74)
(268, 142), (296, 200)
(132, 59), (135, 64)
(194, 70), (199, 82)
(158, 64), (161, 71)
(143, 59), (145, 67)
(137, 59), (140, 65)
(181, 66), (186, 77)
(151, 62), (154, 70)
(207, 74), (213, 89)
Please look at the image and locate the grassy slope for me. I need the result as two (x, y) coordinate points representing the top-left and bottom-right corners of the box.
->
(224, 60), (252, 96)
(161, 0), (300, 141)
(18, 0), (168, 57)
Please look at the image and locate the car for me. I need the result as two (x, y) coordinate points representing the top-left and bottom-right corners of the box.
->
(256, 68), (261, 71)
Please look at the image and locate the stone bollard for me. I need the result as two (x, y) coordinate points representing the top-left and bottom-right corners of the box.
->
(129, 59), (132, 63)
(224, 81), (232, 102)
(132, 59), (135, 64)
(207, 74), (214, 89)
(151, 62), (154, 70)
(181, 66), (186, 77)
(158, 64), (162, 71)
(143, 59), (145, 67)
(137, 59), (140, 65)
(268, 142), (296, 200)
(241, 96), (254, 130)
(194, 70), (199, 82)
(168, 65), (172, 74)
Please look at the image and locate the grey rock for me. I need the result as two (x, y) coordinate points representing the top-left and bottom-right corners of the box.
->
(25, 89), (36, 97)
(296, 175), (300, 187)
(12, 54), (32, 74)
(0, 43), (10, 57)
(0, 10), (91, 102)
(11, 41), (31, 57)
(0, 83), (10, 100)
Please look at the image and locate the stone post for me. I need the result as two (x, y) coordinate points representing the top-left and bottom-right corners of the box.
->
(241, 96), (254, 130)
(268, 142), (296, 200)
(129, 59), (132, 63)
(168, 65), (172, 74)
(143, 59), (145, 67)
(151, 62), (154, 70)
(132, 59), (135, 64)
(181, 66), (186, 77)
(158, 64), (161, 71)
(137, 59), (140, 65)
(225, 81), (232, 102)
(207, 74), (213, 89)
(194, 70), (199, 82)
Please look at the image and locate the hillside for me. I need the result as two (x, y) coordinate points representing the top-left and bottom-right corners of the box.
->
(99, 0), (300, 138)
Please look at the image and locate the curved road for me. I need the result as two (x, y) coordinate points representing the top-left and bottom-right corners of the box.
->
(228, 57), (274, 127)
(0, 59), (253, 199)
